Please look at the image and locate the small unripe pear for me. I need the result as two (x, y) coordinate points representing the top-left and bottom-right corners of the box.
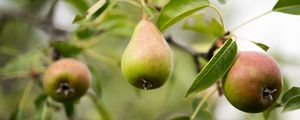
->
(223, 51), (282, 113)
(121, 18), (173, 90)
(43, 58), (91, 102)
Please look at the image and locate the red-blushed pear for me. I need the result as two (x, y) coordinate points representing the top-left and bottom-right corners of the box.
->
(43, 58), (91, 103)
(121, 18), (173, 90)
(223, 51), (282, 113)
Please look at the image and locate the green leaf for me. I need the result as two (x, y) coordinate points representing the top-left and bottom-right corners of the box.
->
(89, 66), (103, 97)
(50, 41), (83, 57)
(263, 102), (281, 120)
(273, 0), (300, 15)
(34, 94), (48, 111)
(64, 103), (75, 118)
(183, 14), (224, 38)
(251, 41), (269, 51)
(170, 116), (190, 120)
(64, 0), (89, 14)
(192, 97), (208, 110)
(195, 110), (212, 120)
(217, 0), (226, 4)
(157, 0), (210, 31)
(281, 87), (300, 104)
(9, 109), (24, 120)
(76, 28), (99, 40)
(282, 96), (300, 112)
(73, 0), (110, 23)
(185, 39), (237, 97)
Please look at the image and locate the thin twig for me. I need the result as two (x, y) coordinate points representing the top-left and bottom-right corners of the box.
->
(231, 11), (272, 32)
(165, 36), (205, 72)
(190, 87), (217, 120)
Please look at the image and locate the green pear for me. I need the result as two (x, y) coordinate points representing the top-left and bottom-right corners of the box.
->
(223, 51), (282, 113)
(121, 18), (173, 90)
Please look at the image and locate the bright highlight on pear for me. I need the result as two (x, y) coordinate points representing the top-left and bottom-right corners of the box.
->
(121, 18), (173, 90)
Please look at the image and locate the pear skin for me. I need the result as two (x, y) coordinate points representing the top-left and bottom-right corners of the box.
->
(121, 18), (173, 90)
(223, 51), (282, 113)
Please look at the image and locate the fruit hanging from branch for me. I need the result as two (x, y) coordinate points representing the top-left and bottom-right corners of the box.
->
(222, 51), (282, 113)
(121, 17), (173, 90)
(43, 58), (91, 103)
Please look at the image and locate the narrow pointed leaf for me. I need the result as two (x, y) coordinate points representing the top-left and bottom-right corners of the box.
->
(185, 39), (237, 97)
(65, 0), (89, 14)
(282, 96), (300, 112)
(157, 0), (210, 31)
(281, 87), (300, 104)
(251, 41), (269, 51)
(273, 0), (300, 15)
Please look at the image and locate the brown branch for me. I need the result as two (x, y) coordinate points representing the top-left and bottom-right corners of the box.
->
(0, 9), (67, 39)
(165, 36), (205, 72)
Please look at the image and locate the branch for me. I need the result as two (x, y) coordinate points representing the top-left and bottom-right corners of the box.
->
(0, 9), (67, 39)
(165, 36), (205, 72)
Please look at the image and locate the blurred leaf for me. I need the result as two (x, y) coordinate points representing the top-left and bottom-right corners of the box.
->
(99, 13), (135, 37)
(192, 97), (208, 110)
(170, 116), (190, 120)
(64, 103), (75, 118)
(195, 110), (212, 120)
(50, 41), (83, 57)
(282, 96), (300, 112)
(281, 87), (300, 104)
(73, 0), (110, 23)
(9, 109), (24, 120)
(217, 0), (226, 4)
(263, 102), (281, 120)
(273, 0), (300, 15)
(144, 5), (159, 20)
(251, 41), (269, 51)
(185, 39), (237, 97)
(0, 49), (46, 77)
(76, 28), (99, 40)
(157, 0), (210, 31)
(34, 94), (48, 111)
(65, 0), (89, 14)
(183, 14), (224, 38)
(89, 66), (103, 97)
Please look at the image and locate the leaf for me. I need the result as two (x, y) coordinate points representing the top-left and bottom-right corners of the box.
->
(64, 0), (89, 14)
(50, 41), (83, 57)
(192, 97), (208, 110)
(170, 116), (190, 120)
(217, 0), (226, 4)
(73, 0), (110, 23)
(281, 87), (300, 104)
(263, 102), (281, 120)
(89, 66), (103, 97)
(251, 41), (269, 51)
(76, 28), (99, 40)
(183, 14), (224, 38)
(195, 110), (212, 120)
(157, 0), (210, 31)
(282, 96), (300, 112)
(64, 103), (75, 118)
(9, 108), (24, 120)
(34, 94), (48, 111)
(273, 0), (300, 15)
(185, 39), (237, 97)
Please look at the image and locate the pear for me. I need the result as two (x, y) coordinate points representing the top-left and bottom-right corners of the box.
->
(223, 51), (282, 113)
(121, 18), (173, 90)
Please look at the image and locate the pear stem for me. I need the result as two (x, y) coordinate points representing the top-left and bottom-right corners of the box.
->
(190, 88), (217, 120)
(140, 0), (148, 20)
